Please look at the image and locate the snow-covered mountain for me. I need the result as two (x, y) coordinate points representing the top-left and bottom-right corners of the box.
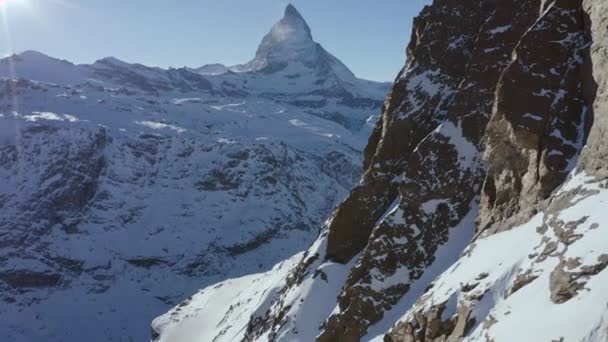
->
(152, 0), (608, 341)
(0, 5), (389, 342)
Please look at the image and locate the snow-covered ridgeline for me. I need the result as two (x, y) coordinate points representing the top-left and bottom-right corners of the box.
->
(0, 4), (389, 342)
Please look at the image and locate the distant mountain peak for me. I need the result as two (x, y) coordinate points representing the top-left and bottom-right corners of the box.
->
(232, 4), (329, 74)
(264, 4), (313, 47)
(18, 50), (52, 59)
(281, 4), (312, 40)
(5, 50), (65, 64)
(284, 3), (299, 16)
(94, 56), (130, 67)
(194, 63), (229, 75)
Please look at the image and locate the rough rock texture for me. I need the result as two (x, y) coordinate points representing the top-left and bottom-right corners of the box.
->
(479, 0), (592, 233)
(319, 0), (535, 337)
(578, 0), (608, 179)
(386, 174), (608, 342)
(385, 0), (608, 341)
(325, 0), (487, 265)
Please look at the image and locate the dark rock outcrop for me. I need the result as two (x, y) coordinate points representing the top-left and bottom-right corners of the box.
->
(240, 0), (607, 341)
(479, 0), (592, 233)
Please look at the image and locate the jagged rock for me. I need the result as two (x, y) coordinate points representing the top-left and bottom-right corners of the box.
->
(320, 1), (541, 339)
(510, 270), (539, 294)
(549, 261), (583, 304)
(387, 302), (474, 342)
(550, 255), (608, 304)
(578, 0), (608, 179)
(479, 0), (592, 233)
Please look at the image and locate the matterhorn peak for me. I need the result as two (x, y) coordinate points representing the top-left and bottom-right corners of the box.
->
(280, 4), (312, 40)
(265, 4), (313, 46)
(284, 3), (301, 17)
(230, 4), (320, 72)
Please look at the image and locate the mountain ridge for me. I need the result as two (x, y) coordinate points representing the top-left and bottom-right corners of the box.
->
(0, 5), (389, 342)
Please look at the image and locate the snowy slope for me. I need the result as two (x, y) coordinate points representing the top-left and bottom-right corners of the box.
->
(151, 252), (303, 342)
(0, 75), (364, 342)
(387, 172), (608, 342)
(0, 5), (389, 342)
(152, 171), (608, 342)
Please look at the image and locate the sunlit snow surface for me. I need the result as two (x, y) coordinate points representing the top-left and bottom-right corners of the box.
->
(386, 171), (608, 342)
(161, 171), (608, 342)
(152, 227), (359, 342)
(152, 253), (303, 342)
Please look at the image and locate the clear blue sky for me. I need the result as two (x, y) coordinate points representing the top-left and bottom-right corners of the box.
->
(0, 0), (430, 82)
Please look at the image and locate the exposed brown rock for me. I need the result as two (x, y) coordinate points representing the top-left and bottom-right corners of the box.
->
(550, 255), (608, 304)
(578, 0), (608, 180)
(510, 270), (539, 294)
(550, 260), (584, 304)
(325, 0), (493, 264)
(479, 0), (591, 233)
(386, 302), (475, 342)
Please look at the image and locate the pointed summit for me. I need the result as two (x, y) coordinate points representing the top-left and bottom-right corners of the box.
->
(282, 4), (312, 39)
(231, 4), (316, 72)
(229, 3), (359, 82)
(268, 4), (313, 44)
(284, 3), (301, 17)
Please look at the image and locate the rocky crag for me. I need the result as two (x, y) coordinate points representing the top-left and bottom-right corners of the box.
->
(152, 1), (608, 341)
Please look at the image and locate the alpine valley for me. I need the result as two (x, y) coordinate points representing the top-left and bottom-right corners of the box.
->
(152, 1), (608, 342)
(0, 5), (389, 342)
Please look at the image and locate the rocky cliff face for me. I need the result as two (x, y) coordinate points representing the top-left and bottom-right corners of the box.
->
(579, 0), (608, 179)
(153, 1), (608, 341)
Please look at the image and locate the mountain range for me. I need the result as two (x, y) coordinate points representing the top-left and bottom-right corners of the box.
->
(0, 5), (389, 342)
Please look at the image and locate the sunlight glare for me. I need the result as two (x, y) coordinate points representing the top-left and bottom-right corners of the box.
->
(1, 0), (26, 7)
